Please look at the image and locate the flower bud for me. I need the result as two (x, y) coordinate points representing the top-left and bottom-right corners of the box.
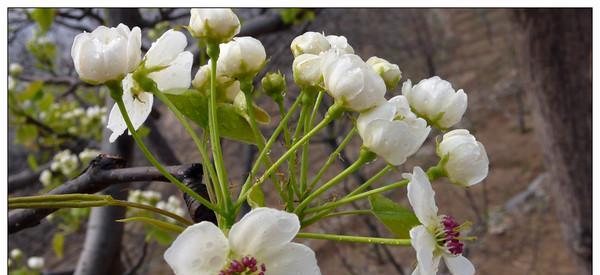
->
(366, 56), (402, 90)
(357, 96), (430, 165)
(39, 170), (52, 187)
(261, 72), (286, 101)
(71, 24), (141, 84)
(217, 37), (266, 79)
(290, 31), (331, 57)
(293, 54), (322, 87)
(192, 64), (210, 90)
(320, 51), (386, 112)
(189, 8), (240, 43)
(10, 249), (23, 260)
(437, 129), (489, 186)
(9, 63), (23, 76)
(402, 76), (467, 129)
(27, 257), (44, 270)
(326, 35), (354, 54)
(8, 76), (16, 91)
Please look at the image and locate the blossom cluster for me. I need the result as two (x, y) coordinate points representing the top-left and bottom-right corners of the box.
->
(128, 190), (187, 221)
(8, 248), (44, 274)
(39, 148), (100, 187)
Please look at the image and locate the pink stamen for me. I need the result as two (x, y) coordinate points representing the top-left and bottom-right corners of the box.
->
(220, 256), (266, 275)
(441, 215), (465, 255)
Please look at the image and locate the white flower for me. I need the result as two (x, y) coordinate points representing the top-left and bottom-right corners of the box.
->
(79, 148), (101, 163)
(10, 249), (23, 260)
(39, 170), (52, 187)
(189, 8), (240, 43)
(291, 31), (331, 57)
(27, 256), (44, 270)
(164, 208), (320, 275)
(8, 76), (16, 90)
(320, 51), (386, 112)
(293, 53), (322, 87)
(437, 129), (489, 186)
(9, 63), (23, 76)
(402, 76), (467, 129)
(326, 35), (354, 54)
(407, 167), (475, 275)
(357, 96), (430, 165)
(107, 30), (192, 143)
(366, 56), (402, 91)
(217, 37), (266, 78)
(192, 64), (211, 90)
(71, 24), (141, 84)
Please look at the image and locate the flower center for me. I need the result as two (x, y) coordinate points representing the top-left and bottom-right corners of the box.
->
(219, 256), (266, 275)
(438, 215), (464, 255)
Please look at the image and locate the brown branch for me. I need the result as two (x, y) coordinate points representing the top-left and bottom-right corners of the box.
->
(8, 154), (204, 234)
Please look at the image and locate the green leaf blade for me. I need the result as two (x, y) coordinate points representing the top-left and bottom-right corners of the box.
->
(369, 194), (420, 238)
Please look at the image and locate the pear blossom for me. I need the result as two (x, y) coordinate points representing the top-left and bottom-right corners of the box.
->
(71, 24), (141, 84)
(291, 31), (331, 57)
(320, 51), (386, 112)
(366, 56), (402, 90)
(189, 8), (240, 43)
(326, 35), (354, 54)
(27, 256), (44, 270)
(437, 129), (489, 186)
(39, 170), (52, 187)
(357, 96), (430, 165)
(10, 249), (23, 260)
(9, 63), (23, 76)
(402, 76), (467, 129)
(407, 167), (475, 275)
(261, 72), (286, 101)
(192, 64), (238, 101)
(164, 207), (320, 275)
(217, 37), (266, 79)
(8, 76), (16, 90)
(107, 30), (192, 143)
(293, 53), (322, 87)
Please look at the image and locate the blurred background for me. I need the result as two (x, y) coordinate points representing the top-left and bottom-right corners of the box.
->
(7, 8), (591, 275)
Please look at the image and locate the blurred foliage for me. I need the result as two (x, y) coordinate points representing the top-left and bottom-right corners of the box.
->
(29, 8), (55, 34)
(279, 8), (316, 25)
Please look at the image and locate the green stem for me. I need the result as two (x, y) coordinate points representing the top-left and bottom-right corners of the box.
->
(107, 82), (220, 215)
(236, 97), (303, 210)
(289, 96), (309, 198)
(347, 164), (393, 197)
(295, 149), (375, 214)
(321, 209), (371, 219)
(236, 102), (345, 207)
(300, 92), (321, 194)
(304, 179), (409, 215)
(295, 232), (410, 246)
(207, 44), (232, 224)
(305, 127), (357, 197)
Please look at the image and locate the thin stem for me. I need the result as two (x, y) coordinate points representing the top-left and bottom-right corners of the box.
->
(348, 164), (393, 197)
(108, 83), (219, 215)
(305, 127), (357, 196)
(295, 232), (411, 246)
(289, 97), (309, 198)
(300, 92), (320, 194)
(295, 149), (375, 214)
(322, 209), (371, 219)
(9, 194), (107, 203)
(236, 102), (345, 207)
(235, 97), (303, 210)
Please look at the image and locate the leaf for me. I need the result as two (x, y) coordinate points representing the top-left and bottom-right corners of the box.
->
(18, 81), (44, 101)
(117, 216), (185, 233)
(247, 185), (265, 208)
(30, 8), (55, 33)
(52, 232), (65, 259)
(16, 125), (38, 144)
(27, 154), (38, 171)
(165, 89), (258, 144)
(369, 194), (420, 238)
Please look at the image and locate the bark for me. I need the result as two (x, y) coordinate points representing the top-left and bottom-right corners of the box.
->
(513, 9), (592, 274)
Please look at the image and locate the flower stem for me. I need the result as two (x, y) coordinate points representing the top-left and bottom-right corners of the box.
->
(295, 148), (376, 214)
(107, 81), (220, 215)
(347, 164), (393, 196)
(299, 91), (321, 194)
(236, 102), (345, 207)
(295, 232), (410, 246)
(207, 44), (233, 224)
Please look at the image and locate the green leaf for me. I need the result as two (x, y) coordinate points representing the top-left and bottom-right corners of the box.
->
(117, 216), (185, 233)
(369, 194), (420, 238)
(18, 81), (44, 101)
(52, 232), (65, 259)
(27, 154), (38, 171)
(30, 8), (55, 33)
(38, 92), (54, 112)
(247, 185), (265, 208)
(165, 89), (258, 144)
(16, 125), (38, 144)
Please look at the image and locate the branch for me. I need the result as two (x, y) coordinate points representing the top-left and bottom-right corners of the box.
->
(8, 154), (204, 234)
(8, 162), (51, 193)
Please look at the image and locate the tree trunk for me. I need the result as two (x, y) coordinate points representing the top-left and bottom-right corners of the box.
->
(513, 9), (591, 274)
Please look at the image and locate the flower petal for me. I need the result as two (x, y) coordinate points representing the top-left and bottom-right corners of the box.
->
(164, 222), (229, 275)
(356, 100), (395, 137)
(443, 254), (475, 275)
(228, 208), (300, 257)
(145, 29), (188, 68)
(261, 242), (321, 275)
(410, 225), (439, 275)
(148, 51), (193, 91)
(407, 167), (439, 226)
(106, 103), (126, 143)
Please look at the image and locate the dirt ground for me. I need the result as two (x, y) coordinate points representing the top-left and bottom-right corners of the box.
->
(8, 9), (580, 275)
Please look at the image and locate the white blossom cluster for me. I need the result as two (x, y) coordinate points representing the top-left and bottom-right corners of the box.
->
(8, 248), (44, 272)
(39, 148), (100, 187)
(156, 195), (187, 219)
(128, 190), (186, 221)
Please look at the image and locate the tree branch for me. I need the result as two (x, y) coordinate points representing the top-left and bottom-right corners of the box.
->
(8, 154), (204, 234)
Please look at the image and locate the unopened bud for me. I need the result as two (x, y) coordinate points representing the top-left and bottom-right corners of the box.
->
(261, 72), (286, 102)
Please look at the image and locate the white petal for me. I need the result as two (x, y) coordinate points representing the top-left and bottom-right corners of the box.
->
(228, 208), (300, 257)
(106, 103), (126, 143)
(261, 243), (321, 275)
(145, 29), (188, 68)
(126, 26), (142, 73)
(164, 222), (229, 275)
(148, 51), (193, 91)
(361, 119), (429, 166)
(410, 225), (440, 275)
(356, 100), (395, 137)
(407, 167), (439, 226)
(443, 255), (475, 275)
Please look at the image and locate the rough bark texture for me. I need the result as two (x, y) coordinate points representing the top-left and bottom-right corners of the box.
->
(513, 9), (592, 274)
